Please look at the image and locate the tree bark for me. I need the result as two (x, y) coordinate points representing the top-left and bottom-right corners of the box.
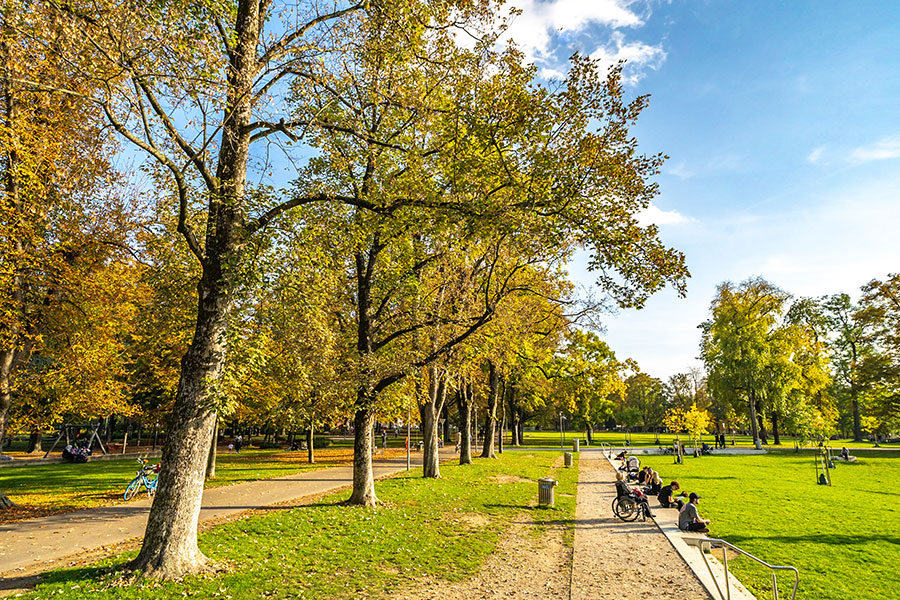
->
(748, 389), (761, 447)
(757, 414), (768, 444)
(771, 412), (781, 446)
(27, 431), (42, 454)
(586, 424), (593, 445)
(851, 397), (862, 442)
(106, 415), (116, 445)
(348, 406), (377, 506)
(205, 419), (218, 480)
(458, 382), (473, 465)
(128, 0), (260, 578)
(480, 361), (499, 459)
(421, 368), (446, 478)
(307, 418), (315, 464)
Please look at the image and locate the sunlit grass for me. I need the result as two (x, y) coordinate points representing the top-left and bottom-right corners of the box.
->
(0, 448), (384, 522)
(640, 450), (900, 600)
(20, 451), (576, 600)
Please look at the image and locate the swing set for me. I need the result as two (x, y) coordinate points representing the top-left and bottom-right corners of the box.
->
(42, 423), (108, 460)
(814, 444), (835, 486)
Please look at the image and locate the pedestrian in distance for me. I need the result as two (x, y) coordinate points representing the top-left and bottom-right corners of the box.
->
(455, 430), (461, 453)
(235, 435), (243, 453)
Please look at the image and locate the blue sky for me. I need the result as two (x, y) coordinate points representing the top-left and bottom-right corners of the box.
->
(503, 0), (900, 379)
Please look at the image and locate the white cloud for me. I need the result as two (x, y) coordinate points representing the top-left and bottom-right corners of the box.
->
(589, 31), (666, 84)
(806, 145), (827, 165)
(849, 135), (900, 163)
(505, 0), (644, 59)
(667, 161), (693, 179)
(637, 203), (691, 227)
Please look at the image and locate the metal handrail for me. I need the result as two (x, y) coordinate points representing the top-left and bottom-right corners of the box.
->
(697, 537), (798, 600)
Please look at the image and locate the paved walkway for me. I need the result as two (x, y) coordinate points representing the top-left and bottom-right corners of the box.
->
(571, 455), (711, 600)
(0, 450), (451, 582)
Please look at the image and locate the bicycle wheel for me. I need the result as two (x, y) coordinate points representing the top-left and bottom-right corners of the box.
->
(124, 478), (142, 501)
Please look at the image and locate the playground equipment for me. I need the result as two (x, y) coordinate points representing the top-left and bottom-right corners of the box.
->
(814, 444), (834, 486)
(42, 423), (108, 460)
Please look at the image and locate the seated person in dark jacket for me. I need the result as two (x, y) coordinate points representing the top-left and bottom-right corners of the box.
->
(637, 467), (651, 485)
(658, 481), (684, 509)
(678, 493), (711, 532)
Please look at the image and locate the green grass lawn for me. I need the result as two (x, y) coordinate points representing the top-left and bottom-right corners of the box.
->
(515, 429), (898, 450)
(639, 449), (900, 600)
(19, 450), (576, 600)
(0, 448), (362, 521)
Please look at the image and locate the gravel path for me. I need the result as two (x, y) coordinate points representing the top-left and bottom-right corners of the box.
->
(571, 457), (711, 600)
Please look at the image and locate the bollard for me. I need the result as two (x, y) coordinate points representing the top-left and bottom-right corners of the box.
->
(572, 439), (580, 452)
(564, 451), (573, 467)
(538, 477), (558, 507)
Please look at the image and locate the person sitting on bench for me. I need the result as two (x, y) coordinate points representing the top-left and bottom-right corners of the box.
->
(679, 493), (711, 533)
(637, 466), (651, 485)
(645, 470), (662, 495)
(658, 480), (684, 509)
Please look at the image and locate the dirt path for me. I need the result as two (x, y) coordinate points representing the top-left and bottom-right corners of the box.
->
(571, 457), (711, 600)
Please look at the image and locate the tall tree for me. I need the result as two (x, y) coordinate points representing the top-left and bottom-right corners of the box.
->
(701, 277), (790, 447)
(822, 293), (870, 442)
(23, 0), (373, 577)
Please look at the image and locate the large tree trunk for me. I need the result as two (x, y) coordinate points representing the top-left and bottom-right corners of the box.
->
(307, 415), (315, 464)
(348, 406), (377, 506)
(421, 368), (446, 478)
(771, 412), (781, 446)
(27, 431), (42, 455)
(458, 383), (473, 465)
(129, 0), (260, 578)
(748, 389), (761, 447)
(0, 39), (22, 454)
(205, 419), (218, 479)
(585, 423), (593, 445)
(480, 361), (499, 459)
(851, 397), (862, 442)
(128, 283), (229, 577)
(757, 414), (768, 444)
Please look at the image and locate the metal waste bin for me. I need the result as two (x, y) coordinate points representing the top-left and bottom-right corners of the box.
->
(564, 452), (573, 467)
(538, 477), (558, 507)
(572, 439), (580, 452)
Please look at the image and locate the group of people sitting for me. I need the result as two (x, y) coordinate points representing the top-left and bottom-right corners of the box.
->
(615, 452), (712, 534)
(657, 480), (711, 533)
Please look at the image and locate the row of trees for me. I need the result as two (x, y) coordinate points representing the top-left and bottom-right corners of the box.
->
(701, 276), (900, 447)
(1, 0), (686, 579)
(603, 276), (899, 450)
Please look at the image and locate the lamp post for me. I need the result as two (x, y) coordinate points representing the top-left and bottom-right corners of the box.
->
(559, 413), (564, 448)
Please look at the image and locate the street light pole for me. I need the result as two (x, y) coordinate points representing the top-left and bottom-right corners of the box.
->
(559, 413), (564, 448)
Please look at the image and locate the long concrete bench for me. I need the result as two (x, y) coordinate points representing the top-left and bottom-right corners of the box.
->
(602, 453), (758, 600)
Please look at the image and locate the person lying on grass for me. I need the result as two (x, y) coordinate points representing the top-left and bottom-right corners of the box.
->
(658, 480), (685, 510)
(678, 493), (711, 533)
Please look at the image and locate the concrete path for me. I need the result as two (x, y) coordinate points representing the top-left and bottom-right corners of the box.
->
(571, 455), (711, 600)
(0, 450), (451, 581)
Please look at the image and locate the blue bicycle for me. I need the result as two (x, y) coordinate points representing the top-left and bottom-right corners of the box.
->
(124, 458), (159, 500)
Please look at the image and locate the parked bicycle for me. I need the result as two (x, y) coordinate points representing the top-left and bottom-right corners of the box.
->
(124, 458), (160, 500)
